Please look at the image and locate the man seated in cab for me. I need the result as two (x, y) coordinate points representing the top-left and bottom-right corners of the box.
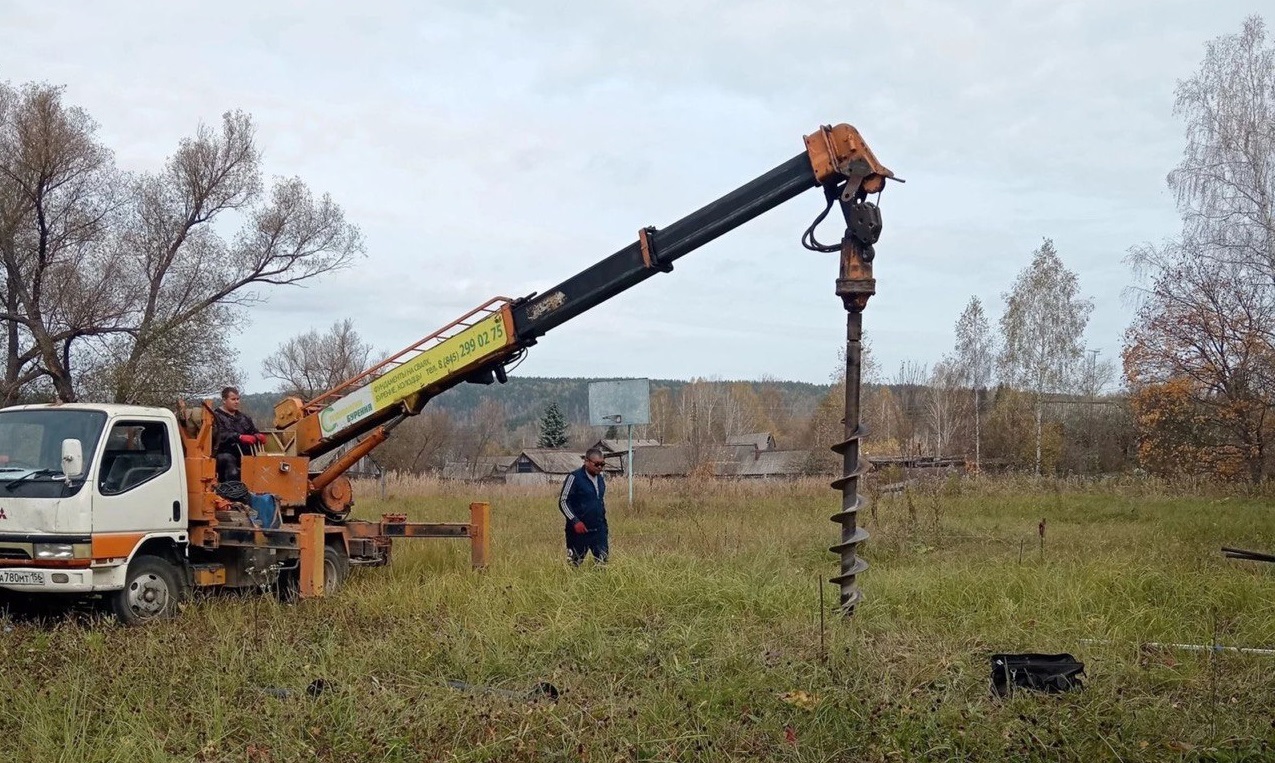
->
(212, 386), (266, 482)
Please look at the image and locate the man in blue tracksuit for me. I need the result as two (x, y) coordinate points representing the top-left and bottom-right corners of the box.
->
(558, 448), (609, 565)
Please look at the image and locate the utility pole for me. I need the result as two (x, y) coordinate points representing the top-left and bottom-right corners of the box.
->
(1086, 348), (1100, 473)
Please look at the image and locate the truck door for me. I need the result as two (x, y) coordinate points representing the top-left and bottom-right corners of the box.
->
(92, 419), (185, 557)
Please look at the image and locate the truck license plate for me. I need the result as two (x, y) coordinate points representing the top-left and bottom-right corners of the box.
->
(0, 570), (45, 585)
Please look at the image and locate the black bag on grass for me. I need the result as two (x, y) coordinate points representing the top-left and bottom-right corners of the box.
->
(990, 653), (1084, 696)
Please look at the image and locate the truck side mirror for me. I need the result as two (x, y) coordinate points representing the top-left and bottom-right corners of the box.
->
(61, 439), (84, 479)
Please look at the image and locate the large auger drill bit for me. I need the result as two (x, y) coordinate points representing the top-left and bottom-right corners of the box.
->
(829, 213), (876, 615)
(802, 155), (887, 615)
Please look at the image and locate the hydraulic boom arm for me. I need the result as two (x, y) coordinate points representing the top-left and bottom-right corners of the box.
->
(276, 123), (894, 499)
(512, 124), (892, 340)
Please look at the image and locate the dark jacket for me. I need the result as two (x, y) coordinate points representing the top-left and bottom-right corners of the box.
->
(558, 466), (606, 529)
(212, 407), (259, 456)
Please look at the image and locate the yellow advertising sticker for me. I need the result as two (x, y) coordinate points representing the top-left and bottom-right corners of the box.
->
(319, 311), (511, 437)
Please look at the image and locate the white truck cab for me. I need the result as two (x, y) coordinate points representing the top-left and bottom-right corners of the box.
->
(0, 404), (189, 620)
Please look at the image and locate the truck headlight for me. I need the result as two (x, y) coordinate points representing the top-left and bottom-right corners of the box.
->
(34, 543), (75, 560)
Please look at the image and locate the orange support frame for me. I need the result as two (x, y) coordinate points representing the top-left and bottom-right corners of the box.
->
(178, 401), (221, 522)
(469, 502), (490, 570)
(343, 504), (491, 570)
(298, 513), (325, 598)
(239, 455), (309, 505)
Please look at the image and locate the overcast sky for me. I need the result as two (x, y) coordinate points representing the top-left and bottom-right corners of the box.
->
(0, 1), (1261, 391)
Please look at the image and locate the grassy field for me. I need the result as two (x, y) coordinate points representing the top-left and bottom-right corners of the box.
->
(1, 474), (1274, 762)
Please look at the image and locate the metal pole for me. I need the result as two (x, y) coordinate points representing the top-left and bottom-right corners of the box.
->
(627, 423), (634, 508)
(469, 502), (490, 570)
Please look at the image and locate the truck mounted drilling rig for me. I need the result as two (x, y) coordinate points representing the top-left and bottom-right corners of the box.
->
(0, 122), (895, 624)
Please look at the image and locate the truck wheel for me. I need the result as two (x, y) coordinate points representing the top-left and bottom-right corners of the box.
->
(277, 544), (349, 601)
(111, 555), (184, 625)
(276, 569), (300, 603)
(324, 543), (350, 594)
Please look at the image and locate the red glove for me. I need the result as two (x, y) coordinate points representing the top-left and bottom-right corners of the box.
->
(255, 433), (267, 444)
(572, 521), (588, 535)
(238, 434), (257, 446)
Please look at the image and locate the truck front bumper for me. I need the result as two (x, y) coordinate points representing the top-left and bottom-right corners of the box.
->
(0, 565), (123, 593)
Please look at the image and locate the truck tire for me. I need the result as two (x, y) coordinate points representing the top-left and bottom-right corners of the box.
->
(276, 568), (300, 602)
(111, 555), (185, 625)
(324, 542), (350, 594)
(278, 543), (350, 601)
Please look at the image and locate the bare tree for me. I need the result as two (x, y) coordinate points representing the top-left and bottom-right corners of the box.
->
(721, 382), (770, 440)
(803, 380), (843, 474)
(566, 421), (595, 449)
(756, 375), (797, 447)
(0, 83), (364, 405)
(863, 385), (896, 455)
(925, 357), (965, 456)
(648, 386), (679, 445)
(77, 306), (243, 404)
(952, 296), (994, 471)
(1169, 15), (1275, 279)
(999, 238), (1093, 475)
(0, 82), (132, 402)
(455, 399), (507, 477)
(375, 408), (456, 473)
(262, 318), (375, 398)
(890, 360), (928, 457)
(1078, 349), (1116, 400)
(1060, 348), (1121, 474)
(105, 111), (364, 403)
(679, 377), (723, 465)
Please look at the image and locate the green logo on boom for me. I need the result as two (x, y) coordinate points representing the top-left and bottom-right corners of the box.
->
(344, 403), (374, 424)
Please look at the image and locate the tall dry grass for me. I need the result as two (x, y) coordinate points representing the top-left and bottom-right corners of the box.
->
(0, 474), (1271, 761)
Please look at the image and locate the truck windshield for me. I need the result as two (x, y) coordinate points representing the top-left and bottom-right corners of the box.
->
(0, 409), (107, 479)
